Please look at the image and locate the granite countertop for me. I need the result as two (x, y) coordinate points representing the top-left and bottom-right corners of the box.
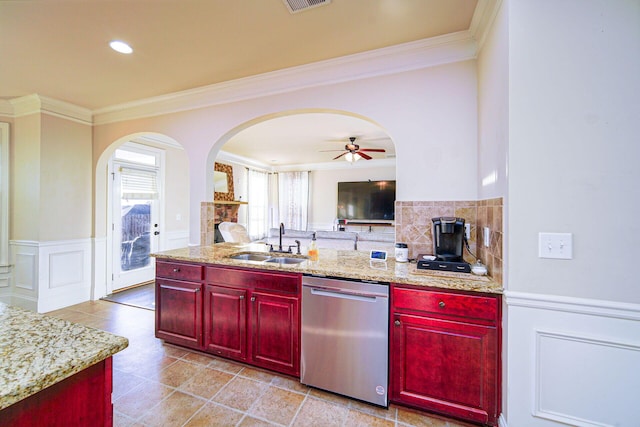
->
(153, 243), (502, 295)
(0, 302), (129, 410)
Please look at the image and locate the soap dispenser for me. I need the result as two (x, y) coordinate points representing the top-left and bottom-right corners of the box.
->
(308, 232), (319, 261)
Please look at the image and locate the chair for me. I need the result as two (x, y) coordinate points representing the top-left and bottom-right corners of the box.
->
(218, 222), (251, 243)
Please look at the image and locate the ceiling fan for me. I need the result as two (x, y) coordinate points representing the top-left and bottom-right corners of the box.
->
(322, 137), (386, 161)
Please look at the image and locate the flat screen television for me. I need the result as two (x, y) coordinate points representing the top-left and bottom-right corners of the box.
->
(337, 180), (396, 221)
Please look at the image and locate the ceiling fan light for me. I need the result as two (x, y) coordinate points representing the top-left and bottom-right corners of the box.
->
(345, 152), (354, 162)
(353, 153), (362, 162)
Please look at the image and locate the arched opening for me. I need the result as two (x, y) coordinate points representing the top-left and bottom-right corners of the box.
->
(94, 133), (190, 299)
(203, 109), (397, 247)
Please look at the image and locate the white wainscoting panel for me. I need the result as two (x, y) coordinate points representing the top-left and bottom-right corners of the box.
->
(37, 239), (92, 313)
(506, 291), (640, 427)
(49, 250), (84, 288)
(9, 241), (38, 311)
(535, 330), (639, 426)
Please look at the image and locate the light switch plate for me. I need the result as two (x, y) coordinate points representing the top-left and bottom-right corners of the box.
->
(538, 232), (573, 259)
(483, 227), (491, 247)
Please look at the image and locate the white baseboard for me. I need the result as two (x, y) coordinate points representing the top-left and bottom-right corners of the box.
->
(505, 291), (640, 427)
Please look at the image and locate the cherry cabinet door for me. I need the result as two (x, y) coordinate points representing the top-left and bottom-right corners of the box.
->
(155, 278), (203, 349)
(391, 313), (499, 425)
(250, 291), (300, 376)
(204, 284), (248, 361)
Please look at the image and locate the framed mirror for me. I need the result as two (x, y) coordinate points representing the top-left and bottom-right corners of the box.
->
(214, 162), (234, 201)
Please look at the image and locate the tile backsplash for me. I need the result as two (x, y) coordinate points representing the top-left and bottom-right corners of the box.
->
(395, 198), (503, 282)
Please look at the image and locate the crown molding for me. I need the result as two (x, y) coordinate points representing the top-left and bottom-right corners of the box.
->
(93, 31), (478, 125)
(0, 100), (13, 117)
(469, 0), (503, 50)
(8, 94), (92, 125)
(130, 134), (184, 150)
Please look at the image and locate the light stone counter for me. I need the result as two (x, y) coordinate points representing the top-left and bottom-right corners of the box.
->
(0, 302), (128, 410)
(153, 242), (502, 295)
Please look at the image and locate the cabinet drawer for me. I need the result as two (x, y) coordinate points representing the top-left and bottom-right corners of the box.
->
(392, 286), (498, 322)
(156, 261), (203, 282)
(206, 266), (300, 294)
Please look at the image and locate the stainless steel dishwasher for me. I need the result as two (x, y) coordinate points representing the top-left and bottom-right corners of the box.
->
(301, 275), (389, 407)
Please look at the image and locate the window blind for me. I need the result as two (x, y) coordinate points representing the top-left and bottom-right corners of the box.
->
(120, 167), (158, 200)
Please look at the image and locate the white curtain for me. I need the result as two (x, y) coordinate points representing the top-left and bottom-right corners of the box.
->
(278, 171), (309, 230)
(246, 168), (269, 240)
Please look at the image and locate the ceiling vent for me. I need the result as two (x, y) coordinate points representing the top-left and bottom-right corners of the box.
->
(282, 0), (331, 14)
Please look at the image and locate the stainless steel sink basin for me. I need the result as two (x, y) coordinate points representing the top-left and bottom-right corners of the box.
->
(264, 257), (307, 264)
(228, 253), (272, 262)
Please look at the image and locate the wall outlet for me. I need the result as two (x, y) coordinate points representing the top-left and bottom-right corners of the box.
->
(483, 227), (491, 247)
(538, 232), (573, 259)
(465, 223), (471, 240)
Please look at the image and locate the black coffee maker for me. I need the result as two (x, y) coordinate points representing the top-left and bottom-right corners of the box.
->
(416, 217), (471, 273)
(432, 217), (466, 262)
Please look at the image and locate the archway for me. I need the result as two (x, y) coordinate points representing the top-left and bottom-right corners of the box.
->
(204, 109), (397, 241)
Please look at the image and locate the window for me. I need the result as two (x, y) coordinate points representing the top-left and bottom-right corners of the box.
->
(247, 168), (269, 240)
(278, 171), (309, 230)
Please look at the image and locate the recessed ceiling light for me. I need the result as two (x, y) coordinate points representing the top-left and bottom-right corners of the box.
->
(109, 40), (133, 54)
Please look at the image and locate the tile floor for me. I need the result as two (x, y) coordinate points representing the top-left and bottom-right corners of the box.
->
(46, 300), (476, 427)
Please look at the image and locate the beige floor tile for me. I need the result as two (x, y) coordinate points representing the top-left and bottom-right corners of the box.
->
(292, 397), (349, 427)
(239, 366), (276, 383)
(138, 390), (206, 427)
(112, 368), (147, 400)
(207, 356), (245, 374)
(270, 374), (310, 394)
(308, 387), (352, 406)
(249, 386), (306, 425)
(212, 376), (269, 411)
(114, 380), (173, 419)
(179, 366), (235, 399)
(182, 350), (216, 366)
(183, 402), (244, 427)
(350, 399), (397, 420)
(345, 409), (395, 427)
(238, 416), (280, 426)
(156, 359), (206, 388)
(396, 406), (449, 427)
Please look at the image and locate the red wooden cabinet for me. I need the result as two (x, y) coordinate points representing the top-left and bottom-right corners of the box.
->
(205, 266), (301, 377)
(155, 261), (204, 350)
(390, 285), (501, 426)
(0, 358), (114, 426)
(251, 291), (299, 375)
(204, 284), (248, 360)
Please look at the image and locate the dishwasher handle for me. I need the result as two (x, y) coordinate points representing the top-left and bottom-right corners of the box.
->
(308, 287), (382, 302)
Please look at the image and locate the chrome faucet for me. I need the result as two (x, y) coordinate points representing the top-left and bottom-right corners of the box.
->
(279, 222), (285, 252)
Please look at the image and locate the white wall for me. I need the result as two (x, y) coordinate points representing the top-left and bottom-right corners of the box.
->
(94, 60), (479, 245)
(504, 1), (640, 426)
(508, 0), (640, 303)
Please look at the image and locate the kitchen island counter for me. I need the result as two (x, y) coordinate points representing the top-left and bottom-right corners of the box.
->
(0, 302), (128, 411)
(153, 242), (502, 295)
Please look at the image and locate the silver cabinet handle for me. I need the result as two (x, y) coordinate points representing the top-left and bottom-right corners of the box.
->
(438, 301), (445, 308)
(394, 320), (401, 326)
(173, 268), (180, 272)
(239, 295), (245, 300)
(251, 296), (256, 302)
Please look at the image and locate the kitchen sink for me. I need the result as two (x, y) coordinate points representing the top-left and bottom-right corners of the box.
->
(228, 253), (272, 262)
(265, 257), (307, 264)
(227, 252), (308, 264)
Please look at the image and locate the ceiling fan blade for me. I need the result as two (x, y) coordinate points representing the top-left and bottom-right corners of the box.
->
(333, 152), (348, 160)
(359, 148), (386, 153)
(356, 151), (372, 160)
(319, 149), (347, 152)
